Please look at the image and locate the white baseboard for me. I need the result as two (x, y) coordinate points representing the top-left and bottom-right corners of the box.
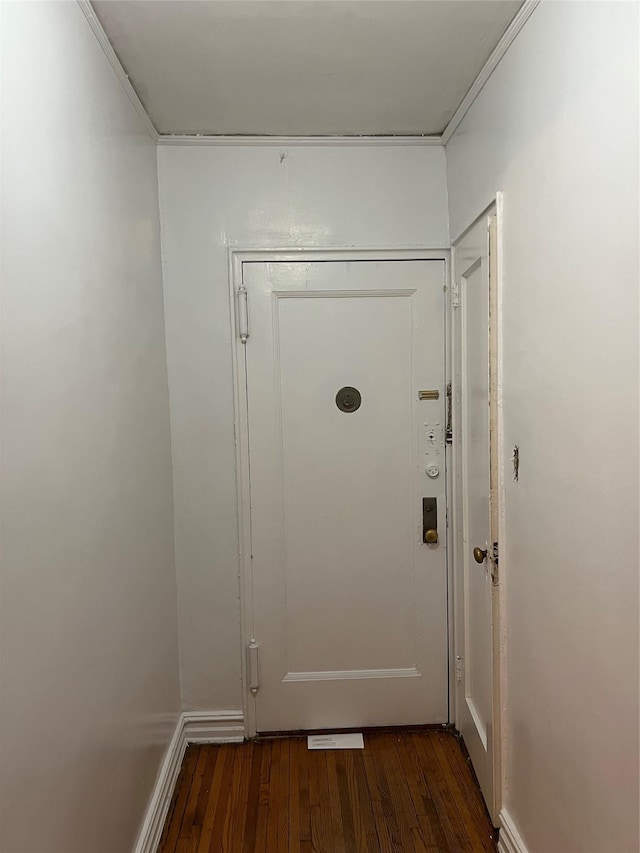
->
(182, 710), (245, 744)
(133, 710), (245, 853)
(133, 716), (187, 853)
(498, 809), (529, 853)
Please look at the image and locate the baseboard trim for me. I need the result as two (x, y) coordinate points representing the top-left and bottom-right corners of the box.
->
(133, 716), (186, 853)
(498, 809), (529, 853)
(134, 710), (245, 853)
(183, 710), (245, 744)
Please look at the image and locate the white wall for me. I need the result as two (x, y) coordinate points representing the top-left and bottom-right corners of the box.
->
(446, 3), (639, 851)
(157, 145), (449, 710)
(0, 4), (180, 852)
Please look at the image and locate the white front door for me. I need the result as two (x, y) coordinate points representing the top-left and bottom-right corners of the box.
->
(240, 259), (448, 733)
(453, 211), (499, 822)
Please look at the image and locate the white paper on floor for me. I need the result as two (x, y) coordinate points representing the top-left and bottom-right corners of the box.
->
(307, 733), (364, 750)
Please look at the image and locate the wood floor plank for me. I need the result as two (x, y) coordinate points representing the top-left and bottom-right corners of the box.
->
(158, 728), (497, 853)
(179, 747), (209, 844)
(445, 734), (498, 843)
(265, 739), (285, 852)
(361, 735), (403, 853)
(289, 735), (301, 853)
(240, 741), (262, 853)
(295, 738), (312, 845)
(196, 747), (229, 853)
(176, 828), (199, 853)
(313, 750), (334, 853)
(413, 732), (475, 851)
(326, 751), (347, 853)
(431, 734), (485, 849)
(276, 739), (290, 852)
(334, 751), (360, 853)
(377, 735), (411, 852)
(396, 734), (446, 851)
(433, 734), (497, 852)
(351, 748), (379, 850)
(193, 748), (218, 832)
(253, 742), (271, 853)
(208, 747), (236, 852)
(221, 742), (251, 852)
(382, 735), (420, 836)
(161, 745), (199, 853)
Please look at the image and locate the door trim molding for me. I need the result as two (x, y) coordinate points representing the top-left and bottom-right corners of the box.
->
(133, 710), (245, 853)
(450, 193), (506, 823)
(228, 247), (451, 737)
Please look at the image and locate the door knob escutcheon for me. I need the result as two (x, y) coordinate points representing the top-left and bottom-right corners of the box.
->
(473, 546), (487, 564)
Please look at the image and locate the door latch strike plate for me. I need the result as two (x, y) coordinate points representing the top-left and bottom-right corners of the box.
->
(491, 542), (499, 585)
(455, 656), (463, 683)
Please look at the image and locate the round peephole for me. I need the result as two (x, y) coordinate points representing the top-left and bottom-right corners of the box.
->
(335, 386), (361, 413)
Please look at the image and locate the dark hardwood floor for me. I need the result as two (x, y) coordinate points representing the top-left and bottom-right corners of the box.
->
(159, 728), (497, 852)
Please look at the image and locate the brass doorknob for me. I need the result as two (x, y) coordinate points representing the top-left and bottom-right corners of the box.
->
(473, 546), (487, 564)
(424, 529), (438, 544)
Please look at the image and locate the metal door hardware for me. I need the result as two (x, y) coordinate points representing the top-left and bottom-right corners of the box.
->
(446, 383), (453, 444)
(335, 386), (361, 413)
(473, 546), (487, 564)
(237, 283), (249, 343)
(491, 541), (499, 585)
(422, 497), (438, 544)
(418, 389), (440, 401)
(247, 640), (260, 693)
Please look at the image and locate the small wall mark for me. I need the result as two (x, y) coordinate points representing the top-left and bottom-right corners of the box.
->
(279, 152), (287, 164)
(512, 445), (520, 482)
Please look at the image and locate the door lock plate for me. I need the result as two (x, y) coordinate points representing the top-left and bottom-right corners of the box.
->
(422, 497), (438, 544)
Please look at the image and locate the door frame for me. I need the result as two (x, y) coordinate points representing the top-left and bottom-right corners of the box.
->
(228, 247), (452, 737)
(450, 194), (506, 823)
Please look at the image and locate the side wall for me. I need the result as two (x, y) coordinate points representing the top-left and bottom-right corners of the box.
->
(157, 145), (449, 710)
(446, 3), (639, 851)
(0, 4), (180, 852)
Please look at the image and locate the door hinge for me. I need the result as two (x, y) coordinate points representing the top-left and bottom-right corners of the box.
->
(452, 281), (460, 309)
(247, 639), (260, 693)
(491, 541), (499, 586)
(455, 655), (464, 683)
(237, 282), (249, 343)
(445, 383), (453, 444)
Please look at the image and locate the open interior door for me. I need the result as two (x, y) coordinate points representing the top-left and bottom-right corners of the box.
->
(453, 206), (502, 825)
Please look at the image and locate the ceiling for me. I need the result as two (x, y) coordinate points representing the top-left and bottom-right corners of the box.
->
(92, 0), (523, 137)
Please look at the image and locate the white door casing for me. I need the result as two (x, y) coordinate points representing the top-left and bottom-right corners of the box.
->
(452, 201), (504, 825)
(232, 253), (450, 734)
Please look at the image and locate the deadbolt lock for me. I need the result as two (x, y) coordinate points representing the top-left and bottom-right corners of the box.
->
(422, 498), (438, 545)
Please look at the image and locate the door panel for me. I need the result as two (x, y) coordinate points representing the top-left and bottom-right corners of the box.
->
(454, 214), (497, 821)
(242, 260), (448, 732)
(279, 295), (414, 673)
(463, 256), (492, 745)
